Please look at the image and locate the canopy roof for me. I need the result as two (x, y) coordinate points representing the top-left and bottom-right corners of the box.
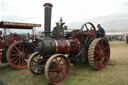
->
(0, 21), (41, 29)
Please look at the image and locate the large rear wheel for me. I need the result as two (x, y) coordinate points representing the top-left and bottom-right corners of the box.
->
(88, 38), (110, 70)
(7, 40), (28, 69)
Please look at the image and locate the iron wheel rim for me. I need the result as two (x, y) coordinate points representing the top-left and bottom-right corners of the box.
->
(45, 54), (70, 84)
(7, 41), (28, 69)
(28, 52), (44, 75)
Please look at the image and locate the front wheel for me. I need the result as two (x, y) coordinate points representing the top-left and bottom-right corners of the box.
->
(28, 52), (44, 75)
(44, 54), (70, 84)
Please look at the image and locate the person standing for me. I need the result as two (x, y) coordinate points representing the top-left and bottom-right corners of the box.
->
(96, 24), (105, 37)
(126, 35), (128, 44)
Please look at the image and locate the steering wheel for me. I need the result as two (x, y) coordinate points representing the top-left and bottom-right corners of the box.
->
(80, 22), (96, 45)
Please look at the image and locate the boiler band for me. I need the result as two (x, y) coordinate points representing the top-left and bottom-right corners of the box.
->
(55, 39), (80, 54)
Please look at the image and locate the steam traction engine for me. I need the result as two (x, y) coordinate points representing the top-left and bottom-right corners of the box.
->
(28, 3), (110, 84)
(0, 21), (41, 69)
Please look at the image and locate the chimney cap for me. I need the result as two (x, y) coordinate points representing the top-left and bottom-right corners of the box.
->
(44, 3), (53, 8)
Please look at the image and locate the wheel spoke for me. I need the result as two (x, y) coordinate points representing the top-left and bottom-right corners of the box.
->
(50, 72), (55, 76)
(30, 64), (36, 67)
(51, 62), (57, 66)
(55, 73), (60, 81)
(11, 49), (18, 53)
(100, 59), (104, 67)
(22, 45), (25, 51)
(32, 66), (36, 71)
(54, 73), (58, 81)
(57, 73), (61, 81)
(59, 57), (63, 64)
(23, 48), (28, 55)
(11, 56), (18, 61)
(22, 57), (24, 65)
(104, 56), (109, 61)
(14, 46), (20, 52)
(35, 56), (39, 60)
(94, 50), (100, 54)
(94, 53), (98, 57)
(100, 41), (103, 49)
(94, 56), (101, 61)
(32, 59), (37, 63)
(103, 47), (108, 51)
(84, 37), (89, 44)
(95, 61), (99, 68)
(85, 24), (89, 31)
(24, 51), (28, 55)
(10, 54), (19, 57)
(38, 55), (42, 60)
(18, 58), (21, 65)
(61, 71), (65, 75)
(49, 69), (57, 72)
(14, 57), (20, 63)
(30, 61), (37, 67)
(62, 66), (66, 70)
(90, 26), (93, 30)
(19, 44), (22, 51)
(55, 57), (59, 64)
(96, 61), (102, 68)
(97, 43), (101, 50)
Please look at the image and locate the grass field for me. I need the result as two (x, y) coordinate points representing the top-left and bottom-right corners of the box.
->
(0, 41), (128, 85)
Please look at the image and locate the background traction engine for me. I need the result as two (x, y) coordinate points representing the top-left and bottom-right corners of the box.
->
(28, 3), (110, 84)
(0, 21), (41, 69)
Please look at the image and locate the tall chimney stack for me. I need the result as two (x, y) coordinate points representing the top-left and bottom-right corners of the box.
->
(43, 3), (53, 37)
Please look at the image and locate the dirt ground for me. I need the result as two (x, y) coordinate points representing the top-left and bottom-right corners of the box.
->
(110, 46), (128, 65)
(107, 41), (128, 85)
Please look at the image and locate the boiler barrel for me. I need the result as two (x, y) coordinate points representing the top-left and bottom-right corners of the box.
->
(36, 38), (80, 56)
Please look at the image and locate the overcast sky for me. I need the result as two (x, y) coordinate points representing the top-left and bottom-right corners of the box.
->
(0, 0), (128, 32)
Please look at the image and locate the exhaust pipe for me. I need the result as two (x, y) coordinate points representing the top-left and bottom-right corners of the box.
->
(43, 3), (53, 37)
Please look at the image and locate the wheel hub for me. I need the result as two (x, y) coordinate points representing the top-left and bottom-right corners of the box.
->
(36, 64), (44, 71)
(99, 50), (103, 56)
(19, 52), (25, 58)
(56, 65), (63, 73)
